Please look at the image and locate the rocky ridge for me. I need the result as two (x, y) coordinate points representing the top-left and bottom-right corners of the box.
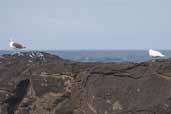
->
(0, 52), (171, 114)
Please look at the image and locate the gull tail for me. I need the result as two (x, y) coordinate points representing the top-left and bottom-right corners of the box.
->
(161, 54), (165, 57)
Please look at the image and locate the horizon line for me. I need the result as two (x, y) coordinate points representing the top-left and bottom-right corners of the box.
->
(1, 49), (171, 51)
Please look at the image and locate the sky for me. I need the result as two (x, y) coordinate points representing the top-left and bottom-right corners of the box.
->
(0, 0), (171, 50)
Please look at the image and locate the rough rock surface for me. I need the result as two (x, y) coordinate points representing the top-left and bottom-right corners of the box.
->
(0, 52), (74, 114)
(0, 52), (171, 114)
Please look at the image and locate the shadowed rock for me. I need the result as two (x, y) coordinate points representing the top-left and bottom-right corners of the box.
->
(3, 79), (30, 114)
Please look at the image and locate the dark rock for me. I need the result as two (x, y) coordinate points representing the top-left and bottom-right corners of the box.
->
(0, 51), (171, 114)
(72, 61), (171, 114)
(0, 52), (73, 114)
(3, 79), (30, 114)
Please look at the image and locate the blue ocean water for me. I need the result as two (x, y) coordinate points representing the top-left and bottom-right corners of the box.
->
(0, 50), (171, 62)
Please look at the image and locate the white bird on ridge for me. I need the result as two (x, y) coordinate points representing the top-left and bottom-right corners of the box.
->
(9, 39), (26, 49)
(149, 49), (165, 58)
(9, 39), (26, 54)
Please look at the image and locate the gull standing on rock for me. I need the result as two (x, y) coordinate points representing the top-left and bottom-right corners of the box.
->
(9, 39), (26, 54)
(9, 39), (26, 49)
(149, 49), (165, 61)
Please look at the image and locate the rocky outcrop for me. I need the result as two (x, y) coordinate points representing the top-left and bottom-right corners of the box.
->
(0, 52), (74, 114)
(0, 52), (171, 114)
(73, 61), (171, 114)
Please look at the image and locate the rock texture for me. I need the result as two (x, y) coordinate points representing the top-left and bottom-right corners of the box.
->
(0, 52), (171, 114)
(0, 52), (73, 114)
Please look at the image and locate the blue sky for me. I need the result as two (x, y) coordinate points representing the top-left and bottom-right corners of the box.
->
(0, 0), (171, 50)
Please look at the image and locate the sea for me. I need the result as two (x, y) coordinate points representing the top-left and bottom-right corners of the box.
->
(0, 50), (171, 63)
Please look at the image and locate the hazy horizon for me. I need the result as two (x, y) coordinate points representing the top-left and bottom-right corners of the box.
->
(0, 0), (171, 50)
(2, 48), (171, 51)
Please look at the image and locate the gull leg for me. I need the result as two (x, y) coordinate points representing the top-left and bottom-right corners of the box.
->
(12, 48), (17, 55)
(151, 57), (156, 62)
(14, 48), (19, 55)
(16, 49), (21, 55)
(15, 48), (18, 54)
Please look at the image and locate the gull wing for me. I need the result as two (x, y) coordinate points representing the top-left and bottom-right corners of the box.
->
(13, 42), (25, 49)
